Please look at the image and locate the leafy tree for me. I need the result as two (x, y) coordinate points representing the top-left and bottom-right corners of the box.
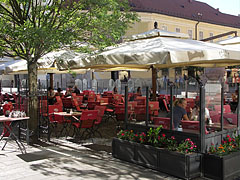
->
(0, 0), (137, 142)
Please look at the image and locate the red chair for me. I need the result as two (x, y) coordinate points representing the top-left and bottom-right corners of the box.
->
(128, 101), (138, 111)
(181, 120), (208, 134)
(88, 93), (96, 102)
(153, 117), (171, 129)
(72, 98), (82, 112)
(2, 103), (13, 137)
(72, 110), (98, 139)
(149, 101), (159, 117)
(115, 105), (125, 122)
(162, 99), (170, 112)
(75, 96), (83, 105)
(87, 101), (100, 110)
(134, 105), (146, 121)
(98, 98), (109, 104)
(136, 96), (146, 105)
(113, 94), (123, 104)
(214, 105), (231, 114)
(62, 98), (73, 109)
(93, 105), (107, 137)
(115, 105), (133, 122)
(55, 96), (63, 106)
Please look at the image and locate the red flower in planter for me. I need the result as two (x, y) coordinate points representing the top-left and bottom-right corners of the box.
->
(177, 138), (197, 154)
(209, 134), (239, 156)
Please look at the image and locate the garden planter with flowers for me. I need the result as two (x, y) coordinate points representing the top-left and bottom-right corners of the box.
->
(158, 139), (202, 179)
(203, 134), (240, 180)
(113, 126), (202, 179)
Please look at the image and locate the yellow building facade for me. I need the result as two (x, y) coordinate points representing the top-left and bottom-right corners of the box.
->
(126, 12), (240, 41)
(123, 11), (240, 80)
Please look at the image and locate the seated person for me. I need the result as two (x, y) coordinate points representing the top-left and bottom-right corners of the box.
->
(65, 86), (73, 97)
(173, 98), (189, 130)
(231, 90), (238, 112)
(73, 85), (80, 95)
(190, 101), (212, 124)
(47, 87), (56, 105)
(136, 87), (142, 96)
(55, 88), (63, 96)
(113, 87), (118, 94)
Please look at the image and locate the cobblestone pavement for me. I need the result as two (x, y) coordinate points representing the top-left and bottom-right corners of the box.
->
(0, 137), (191, 180)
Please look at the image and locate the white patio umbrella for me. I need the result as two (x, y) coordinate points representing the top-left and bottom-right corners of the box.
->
(0, 60), (24, 74)
(5, 49), (87, 74)
(217, 36), (240, 45)
(217, 36), (240, 52)
(71, 36), (240, 70)
(123, 28), (190, 41)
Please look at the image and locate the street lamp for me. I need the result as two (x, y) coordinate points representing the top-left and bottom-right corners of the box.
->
(195, 13), (203, 40)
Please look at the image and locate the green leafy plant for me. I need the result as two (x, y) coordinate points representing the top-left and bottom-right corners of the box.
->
(147, 126), (163, 146)
(177, 138), (197, 154)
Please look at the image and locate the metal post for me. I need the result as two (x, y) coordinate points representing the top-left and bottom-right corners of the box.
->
(185, 78), (188, 98)
(220, 83), (224, 132)
(200, 84), (206, 153)
(124, 86), (128, 129)
(96, 81), (98, 94)
(152, 67), (157, 101)
(146, 86), (149, 127)
(46, 75), (50, 141)
(170, 84), (174, 130)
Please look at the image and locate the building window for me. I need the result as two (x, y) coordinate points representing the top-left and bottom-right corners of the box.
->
(176, 28), (181, 33)
(188, 30), (193, 39)
(161, 25), (167, 31)
(209, 33), (213, 42)
(199, 31), (203, 40)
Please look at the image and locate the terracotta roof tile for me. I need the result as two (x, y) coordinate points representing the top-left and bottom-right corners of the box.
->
(129, 0), (240, 28)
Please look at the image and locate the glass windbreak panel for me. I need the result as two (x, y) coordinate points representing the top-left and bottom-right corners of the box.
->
(205, 80), (222, 133)
(154, 92), (171, 130)
(223, 71), (237, 130)
(178, 77), (200, 134)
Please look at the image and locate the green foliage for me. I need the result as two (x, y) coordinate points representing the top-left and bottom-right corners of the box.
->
(117, 127), (197, 154)
(147, 126), (162, 146)
(0, 0), (138, 61)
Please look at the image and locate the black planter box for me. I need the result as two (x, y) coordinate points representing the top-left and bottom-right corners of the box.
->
(112, 138), (202, 179)
(135, 143), (158, 170)
(112, 138), (135, 163)
(204, 151), (240, 180)
(158, 149), (201, 179)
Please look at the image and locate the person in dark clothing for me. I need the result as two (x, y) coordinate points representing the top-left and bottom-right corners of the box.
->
(113, 86), (118, 94)
(47, 87), (56, 105)
(73, 85), (80, 95)
(123, 75), (128, 82)
(55, 88), (63, 96)
(173, 98), (189, 129)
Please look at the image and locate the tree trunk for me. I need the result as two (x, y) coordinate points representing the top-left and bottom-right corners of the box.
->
(28, 60), (38, 143)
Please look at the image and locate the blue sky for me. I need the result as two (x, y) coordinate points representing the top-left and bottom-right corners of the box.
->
(197, 0), (240, 16)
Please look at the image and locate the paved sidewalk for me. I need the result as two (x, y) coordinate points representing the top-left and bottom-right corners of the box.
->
(0, 138), (185, 180)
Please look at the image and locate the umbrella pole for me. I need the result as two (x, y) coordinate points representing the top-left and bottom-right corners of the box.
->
(152, 66), (157, 101)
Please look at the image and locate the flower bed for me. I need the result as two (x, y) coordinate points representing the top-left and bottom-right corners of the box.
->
(112, 126), (202, 179)
(204, 134), (240, 179)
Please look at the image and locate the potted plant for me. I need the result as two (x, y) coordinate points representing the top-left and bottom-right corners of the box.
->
(112, 126), (202, 179)
(204, 134), (240, 180)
